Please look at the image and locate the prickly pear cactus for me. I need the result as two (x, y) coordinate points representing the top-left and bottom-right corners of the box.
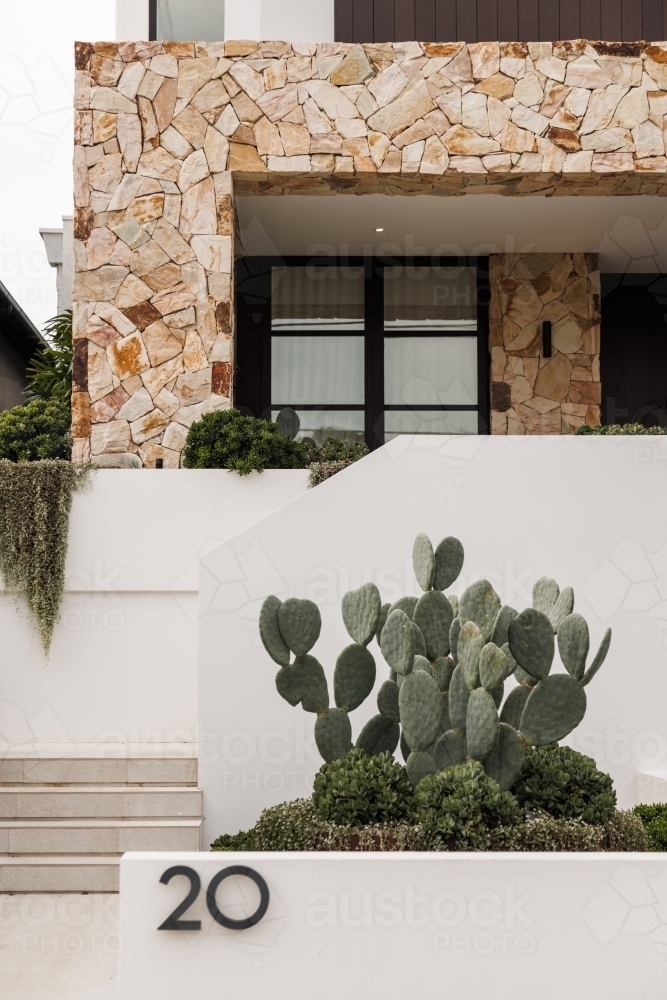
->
(259, 531), (612, 782)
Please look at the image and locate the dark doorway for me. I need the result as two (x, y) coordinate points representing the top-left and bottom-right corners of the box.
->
(601, 274), (667, 428)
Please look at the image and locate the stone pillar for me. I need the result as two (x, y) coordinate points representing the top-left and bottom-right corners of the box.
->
(71, 41), (235, 467)
(488, 253), (601, 435)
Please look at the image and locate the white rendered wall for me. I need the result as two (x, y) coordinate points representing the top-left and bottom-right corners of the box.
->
(0, 470), (308, 754)
(225, 0), (334, 41)
(199, 435), (667, 842)
(116, 0), (149, 41)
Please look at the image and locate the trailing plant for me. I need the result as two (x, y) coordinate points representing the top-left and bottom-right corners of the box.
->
(0, 399), (71, 462)
(484, 810), (648, 852)
(304, 438), (368, 463)
(308, 460), (351, 487)
(410, 761), (520, 848)
(258, 532), (612, 792)
(576, 423), (667, 435)
(312, 749), (413, 827)
(182, 409), (308, 474)
(633, 804), (667, 851)
(512, 745), (616, 824)
(0, 460), (90, 651)
(26, 310), (73, 401)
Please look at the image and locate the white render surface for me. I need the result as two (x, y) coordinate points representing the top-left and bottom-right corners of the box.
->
(119, 851), (667, 1000)
(0, 469), (308, 750)
(199, 435), (667, 840)
(224, 0), (334, 43)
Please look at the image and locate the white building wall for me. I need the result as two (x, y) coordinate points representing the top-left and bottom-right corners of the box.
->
(115, 0), (334, 42)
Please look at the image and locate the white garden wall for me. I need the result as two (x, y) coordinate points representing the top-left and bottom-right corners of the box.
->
(0, 469), (308, 754)
(199, 435), (667, 842)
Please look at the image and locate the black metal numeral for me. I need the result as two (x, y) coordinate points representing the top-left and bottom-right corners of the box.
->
(158, 866), (202, 931)
(206, 865), (270, 930)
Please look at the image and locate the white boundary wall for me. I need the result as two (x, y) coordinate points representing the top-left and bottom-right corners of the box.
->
(0, 469), (308, 754)
(199, 435), (667, 842)
(119, 851), (667, 1000)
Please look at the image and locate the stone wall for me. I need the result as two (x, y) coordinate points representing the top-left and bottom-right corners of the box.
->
(73, 37), (667, 463)
(489, 253), (600, 434)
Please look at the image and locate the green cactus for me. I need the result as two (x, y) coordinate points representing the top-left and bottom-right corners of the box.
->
(342, 583), (382, 646)
(260, 532), (612, 775)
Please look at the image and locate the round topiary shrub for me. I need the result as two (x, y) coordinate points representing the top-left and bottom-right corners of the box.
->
(182, 409), (308, 474)
(411, 760), (521, 848)
(312, 749), (414, 827)
(512, 745), (616, 824)
(0, 399), (71, 461)
(633, 804), (667, 851)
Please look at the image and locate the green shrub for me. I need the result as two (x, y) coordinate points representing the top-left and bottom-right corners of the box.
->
(0, 399), (71, 462)
(633, 804), (667, 850)
(27, 310), (73, 402)
(312, 749), (413, 827)
(576, 423), (667, 435)
(485, 810), (648, 852)
(305, 439), (368, 463)
(182, 409), (308, 474)
(308, 460), (351, 487)
(411, 761), (521, 848)
(512, 745), (616, 824)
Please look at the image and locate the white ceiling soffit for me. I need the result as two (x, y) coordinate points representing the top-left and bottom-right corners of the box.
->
(237, 194), (667, 273)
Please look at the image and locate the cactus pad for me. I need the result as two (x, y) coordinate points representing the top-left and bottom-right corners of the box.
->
(500, 684), (531, 729)
(259, 596), (291, 667)
(314, 708), (352, 761)
(550, 587), (574, 631)
(399, 669), (443, 751)
(389, 596), (418, 620)
(448, 664), (470, 733)
(414, 590), (453, 660)
(440, 691), (451, 732)
(448, 594), (460, 617)
(377, 679), (400, 721)
(342, 583), (382, 646)
(433, 536), (465, 591)
(334, 643), (376, 712)
(484, 723), (526, 791)
(557, 613), (589, 681)
(458, 620), (485, 690)
(433, 730), (465, 769)
(508, 608), (554, 681)
(582, 627), (612, 686)
(491, 605), (519, 649)
(380, 609), (415, 675)
(278, 598), (322, 655)
(413, 533), (436, 591)
(466, 688), (500, 759)
(356, 714), (400, 756)
(490, 682), (504, 709)
(412, 622), (426, 658)
(501, 641), (518, 676)
(406, 750), (437, 787)
(413, 655), (432, 674)
(433, 656), (454, 692)
(375, 602), (391, 645)
(400, 730), (411, 763)
(479, 642), (509, 691)
(275, 655), (329, 713)
(449, 616), (461, 663)
(533, 577), (560, 616)
(459, 579), (502, 641)
(520, 673), (587, 746)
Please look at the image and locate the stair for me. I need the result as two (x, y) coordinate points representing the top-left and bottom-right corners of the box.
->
(0, 755), (201, 891)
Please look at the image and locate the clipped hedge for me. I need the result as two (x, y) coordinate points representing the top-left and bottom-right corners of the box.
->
(182, 409), (307, 473)
(576, 423), (667, 435)
(312, 749), (413, 827)
(0, 399), (71, 462)
(512, 745), (616, 825)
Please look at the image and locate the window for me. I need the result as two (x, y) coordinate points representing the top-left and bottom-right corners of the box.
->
(235, 257), (489, 448)
(150, 0), (224, 42)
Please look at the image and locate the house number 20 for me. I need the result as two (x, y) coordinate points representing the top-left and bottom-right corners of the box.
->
(158, 865), (270, 931)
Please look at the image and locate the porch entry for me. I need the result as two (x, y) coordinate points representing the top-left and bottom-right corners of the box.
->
(235, 257), (490, 449)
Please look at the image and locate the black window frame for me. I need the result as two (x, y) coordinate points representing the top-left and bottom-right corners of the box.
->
(235, 256), (490, 450)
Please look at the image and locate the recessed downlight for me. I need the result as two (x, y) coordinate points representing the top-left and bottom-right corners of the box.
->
(375, 227), (384, 232)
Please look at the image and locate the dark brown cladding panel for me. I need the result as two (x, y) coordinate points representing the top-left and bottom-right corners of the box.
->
(335, 0), (667, 41)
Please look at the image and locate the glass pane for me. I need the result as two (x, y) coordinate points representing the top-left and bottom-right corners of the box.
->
(385, 337), (477, 405)
(272, 267), (364, 331)
(157, 0), (224, 41)
(272, 336), (364, 405)
(384, 410), (478, 440)
(384, 265), (477, 330)
(271, 410), (365, 445)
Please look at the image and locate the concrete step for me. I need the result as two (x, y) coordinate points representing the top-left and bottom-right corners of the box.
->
(0, 819), (202, 854)
(0, 756), (198, 786)
(0, 785), (202, 819)
(0, 855), (120, 892)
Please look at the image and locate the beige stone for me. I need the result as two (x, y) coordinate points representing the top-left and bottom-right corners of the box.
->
(563, 150), (593, 172)
(107, 331), (151, 380)
(580, 85), (627, 135)
(90, 88), (137, 114)
(116, 386), (154, 421)
(173, 105), (209, 148)
(580, 127), (632, 152)
(190, 235), (231, 272)
(510, 375), (533, 406)
(552, 316), (584, 353)
(474, 73), (515, 100)
(611, 87), (649, 128)
(264, 60), (287, 92)
(154, 388), (180, 416)
(89, 153), (123, 193)
(442, 124), (500, 155)
(73, 265), (128, 302)
(514, 73), (544, 108)
(229, 62), (266, 102)
(445, 47), (474, 86)
(86, 228), (117, 269)
(173, 368), (212, 404)
(162, 421), (189, 451)
(152, 218), (196, 265)
(231, 91), (264, 123)
(461, 91), (489, 135)
(469, 42), (500, 80)
(506, 282), (543, 327)
(177, 57), (217, 104)
(420, 135), (449, 174)
(330, 46), (373, 86)
(540, 83), (569, 118)
(182, 331), (208, 372)
(228, 142), (266, 171)
(436, 90), (462, 125)
(368, 63), (410, 108)
(129, 240), (170, 278)
(368, 80), (435, 139)
(304, 80), (358, 121)
(535, 57), (567, 83)
(88, 342), (114, 402)
(142, 355), (185, 397)
(172, 394), (228, 427)
(393, 119), (434, 149)
(137, 441), (181, 467)
(118, 62), (146, 100)
(279, 122), (311, 155)
(180, 176), (217, 236)
(141, 319), (183, 366)
(138, 147), (180, 182)
(255, 116), (284, 156)
(91, 419), (132, 455)
(498, 121), (535, 153)
(533, 352), (573, 401)
(632, 121), (664, 159)
(130, 408), (170, 444)
(191, 80), (231, 114)
(510, 104), (549, 135)
(591, 151), (634, 171)
(564, 57), (613, 90)
(177, 149), (208, 192)
(116, 273), (153, 309)
(92, 111), (117, 144)
(256, 85), (300, 122)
